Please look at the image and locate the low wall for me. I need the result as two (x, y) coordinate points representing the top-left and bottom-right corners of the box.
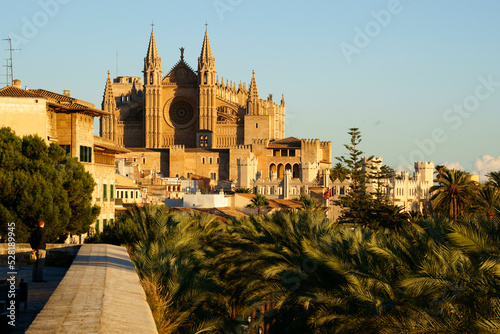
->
(0, 244), (80, 267)
(26, 244), (158, 334)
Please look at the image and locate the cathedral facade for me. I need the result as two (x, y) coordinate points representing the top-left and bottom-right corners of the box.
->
(101, 29), (285, 150)
(101, 29), (331, 194)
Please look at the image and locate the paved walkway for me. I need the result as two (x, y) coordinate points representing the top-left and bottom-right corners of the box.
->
(0, 265), (69, 333)
(26, 244), (157, 334)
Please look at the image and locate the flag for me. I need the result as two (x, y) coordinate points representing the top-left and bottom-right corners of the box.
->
(324, 187), (336, 199)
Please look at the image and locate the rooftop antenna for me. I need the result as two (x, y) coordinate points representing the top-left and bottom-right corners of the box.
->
(2, 59), (8, 88)
(3, 37), (21, 86)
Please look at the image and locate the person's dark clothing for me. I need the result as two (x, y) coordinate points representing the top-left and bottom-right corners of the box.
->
(30, 226), (47, 282)
(30, 227), (46, 250)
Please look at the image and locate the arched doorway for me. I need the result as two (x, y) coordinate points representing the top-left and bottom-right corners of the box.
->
(269, 163), (277, 179)
(277, 164), (284, 179)
(292, 164), (300, 179)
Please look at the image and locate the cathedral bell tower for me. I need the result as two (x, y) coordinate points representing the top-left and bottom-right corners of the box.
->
(143, 28), (163, 148)
(197, 29), (217, 148)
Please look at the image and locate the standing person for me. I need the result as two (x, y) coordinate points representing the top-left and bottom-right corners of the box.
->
(29, 219), (47, 282)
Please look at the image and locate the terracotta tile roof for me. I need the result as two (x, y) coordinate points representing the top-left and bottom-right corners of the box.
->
(209, 207), (248, 219)
(0, 86), (44, 98)
(28, 89), (110, 116)
(268, 137), (302, 148)
(235, 193), (256, 200)
(269, 199), (302, 209)
(94, 136), (131, 154)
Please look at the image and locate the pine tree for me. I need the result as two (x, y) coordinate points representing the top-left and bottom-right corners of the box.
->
(334, 128), (375, 224)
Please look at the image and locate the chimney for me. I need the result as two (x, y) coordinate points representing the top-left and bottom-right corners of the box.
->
(12, 79), (21, 89)
(63, 90), (70, 97)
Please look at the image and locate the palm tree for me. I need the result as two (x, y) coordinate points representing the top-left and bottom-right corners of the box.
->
(486, 171), (500, 188)
(330, 162), (349, 182)
(471, 185), (500, 220)
(247, 193), (269, 215)
(234, 187), (252, 193)
(298, 193), (324, 212)
(430, 169), (477, 222)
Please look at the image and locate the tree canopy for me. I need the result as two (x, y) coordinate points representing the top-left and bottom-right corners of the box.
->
(0, 127), (99, 242)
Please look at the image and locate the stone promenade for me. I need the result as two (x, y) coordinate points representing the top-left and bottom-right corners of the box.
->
(26, 244), (157, 334)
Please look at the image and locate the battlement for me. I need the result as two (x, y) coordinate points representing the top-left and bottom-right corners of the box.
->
(301, 162), (319, 169)
(301, 138), (321, 145)
(414, 161), (435, 170)
(232, 144), (252, 150)
(237, 157), (258, 165)
(113, 76), (143, 85)
(252, 138), (270, 146)
(170, 145), (185, 150)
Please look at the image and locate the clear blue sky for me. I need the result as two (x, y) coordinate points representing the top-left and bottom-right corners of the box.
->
(2, 0), (500, 178)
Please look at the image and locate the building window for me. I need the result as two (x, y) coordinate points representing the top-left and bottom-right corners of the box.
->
(110, 219), (114, 226)
(103, 219), (107, 228)
(209, 157), (213, 164)
(103, 184), (107, 199)
(289, 150), (296, 157)
(79, 146), (92, 162)
(136, 191), (139, 198)
(110, 185), (114, 199)
(61, 145), (71, 155)
(210, 172), (217, 179)
(143, 157), (146, 164)
(202, 157), (205, 164)
(255, 123), (259, 128)
(216, 157), (220, 164)
(95, 220), (99, 234)
(339, 186), (345, 195)
(125, 191), (128, 199)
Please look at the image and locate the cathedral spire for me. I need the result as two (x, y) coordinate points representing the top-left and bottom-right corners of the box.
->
(249, 70), (259, 100)
(101, 71), (118, 143)
(199, 30), (214, 65)
(104, 70), (114, 100)
(146, 30), (160, 63)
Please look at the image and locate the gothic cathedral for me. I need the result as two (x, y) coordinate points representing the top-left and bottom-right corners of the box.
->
(100, 29), (285, 150)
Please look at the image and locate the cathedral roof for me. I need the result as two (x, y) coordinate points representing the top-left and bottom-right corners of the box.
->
(268, 137), (302, 148)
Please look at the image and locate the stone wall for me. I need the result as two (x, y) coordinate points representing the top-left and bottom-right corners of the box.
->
(26, 244), (158, 334)
(0, 243), (80, 267)
(0, 97), (48, 141)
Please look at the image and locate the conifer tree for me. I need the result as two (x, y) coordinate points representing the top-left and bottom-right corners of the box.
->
(334, 128), (374, 224)
(0, 127), (99, 241)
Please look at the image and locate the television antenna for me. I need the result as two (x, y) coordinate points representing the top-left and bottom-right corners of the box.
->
(3, 37), (21, 87)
